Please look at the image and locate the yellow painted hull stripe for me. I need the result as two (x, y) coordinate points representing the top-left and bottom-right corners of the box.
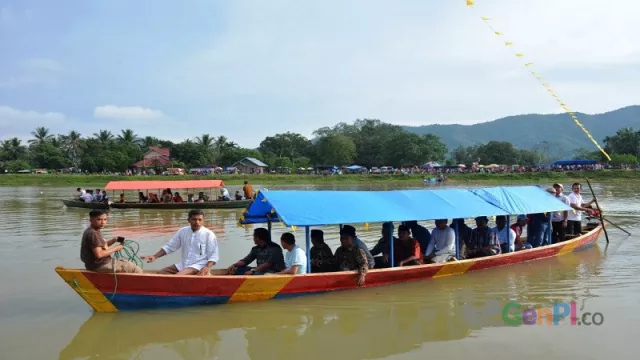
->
(228, 276), (293, 303)
(433, 260), (476, 278)
(55, 267), (118, 312)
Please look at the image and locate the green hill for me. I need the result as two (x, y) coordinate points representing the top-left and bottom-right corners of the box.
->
(404, 105), (640, 158)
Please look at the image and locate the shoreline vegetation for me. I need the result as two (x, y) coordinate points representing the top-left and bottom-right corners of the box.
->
(0, 170), (637, 188)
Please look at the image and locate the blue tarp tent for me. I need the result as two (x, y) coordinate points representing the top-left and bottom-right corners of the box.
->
(470, 186), (572, 215)
(551, 159), (597, 166)
(240, 186), (572, 227)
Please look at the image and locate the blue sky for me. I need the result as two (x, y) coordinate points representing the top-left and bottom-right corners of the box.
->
(1, 0), (638, 148)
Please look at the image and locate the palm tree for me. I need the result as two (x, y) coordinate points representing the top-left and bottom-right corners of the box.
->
(117, 129), (138, 145)
(1, 137), (26, 160)
(141, 136), (160, 150)
(62, 130), (82, 167)
(29, 127), (53, 145)
(196, 134), (215, 150)
(93, 130), (114, 144)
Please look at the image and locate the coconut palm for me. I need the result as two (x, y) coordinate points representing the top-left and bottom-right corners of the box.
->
(196, 134), (215, 150)
(117, 129), (138, 145)
(93, 130), (114, 144)
(1, 137), (26, 160)
(29, 127), (53, 145)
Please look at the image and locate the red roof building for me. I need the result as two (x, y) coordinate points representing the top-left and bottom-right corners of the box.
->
(131, 146), (172, 168)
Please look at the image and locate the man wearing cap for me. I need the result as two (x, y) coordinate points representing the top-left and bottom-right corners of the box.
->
(465, 216), (500, 258)
(340, 225), (375, 269)
(334, 225), (369, 286)
(551, 183), (570, 243)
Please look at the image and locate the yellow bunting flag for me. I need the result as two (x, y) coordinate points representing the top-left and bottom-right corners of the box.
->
(364, 223), (370, 231)
(291, 226), (297, 232)
(464, 0), (611, 161)
(505, 41), (513, 46)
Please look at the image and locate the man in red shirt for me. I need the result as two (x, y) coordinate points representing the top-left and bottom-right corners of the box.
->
(511, 215), (533, 250)
(395, 225), (422, 266)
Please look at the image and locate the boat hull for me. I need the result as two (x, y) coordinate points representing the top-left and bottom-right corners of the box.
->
(110, 200), (252, 209)
(62, 199), (110, 209)
(55, 225), (602, 312)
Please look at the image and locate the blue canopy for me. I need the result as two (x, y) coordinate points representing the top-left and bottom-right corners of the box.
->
(551, 159), (597, 166)
(240, 186), (570, 227)
(470, 186), (572, 216)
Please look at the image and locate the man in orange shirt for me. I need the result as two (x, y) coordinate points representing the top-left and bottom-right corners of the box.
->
(243, 180), (254, 200)
(395, 225), (422, 266)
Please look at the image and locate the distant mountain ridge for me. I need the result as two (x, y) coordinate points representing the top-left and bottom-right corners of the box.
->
(403, 106), (640, 158)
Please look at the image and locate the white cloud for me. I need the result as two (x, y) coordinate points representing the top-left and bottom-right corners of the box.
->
(0, 58), (63, 89)
(0, 105), (68, 140)
(93, 105), (166, 120)
(158, 0), (639, 147)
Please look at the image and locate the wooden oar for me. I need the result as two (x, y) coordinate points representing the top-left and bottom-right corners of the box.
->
(603, 217), (631, 236)
(585, 178), (609, 243)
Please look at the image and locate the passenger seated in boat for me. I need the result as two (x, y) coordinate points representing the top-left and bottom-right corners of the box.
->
(511, 215), (532, 250)
(465, 216), (500, 259)
(142, 209), (219, 276)
(493, 216), (517, 253)
(149, 193), (160, 203)
(234, 191), (243, 200)
(161, 189), (172, 203)
(187, 193), (194, 203)
(173, 192), (183, 203)
(394, 225), (422, 266)
(119, 193), (125, 203)
(93, 189), (102, 202)
(340, 225), (375, 269)
(403, 221), (431, 256)
(450, 218), (472, 256)
(81, 190), (94, 202)
(197, 192), (208, 203)
(277, 232), (307, 275)
(218, 187), (230, 201)
(425, 219), (456, 263)
(138, 192), (148, 203)
(310, 229), (336, 273)
(334, 226), (368, 286)
(81, 210), (143, 273)
(370, 222), (397, 268)
(76, 187), (86, 199)
(227, 228), (286, 275)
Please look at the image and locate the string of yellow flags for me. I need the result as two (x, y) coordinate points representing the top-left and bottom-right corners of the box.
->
(464, 0), (611, 161)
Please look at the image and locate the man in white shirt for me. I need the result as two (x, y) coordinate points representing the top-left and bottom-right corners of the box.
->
(219, 187), (230, 201)
(566, 183), (595, 236)
(424, 219), (456, 263)
(142, 209), (218, 276)
(493, 216), (516, 253)
(277, 232), (307, 275)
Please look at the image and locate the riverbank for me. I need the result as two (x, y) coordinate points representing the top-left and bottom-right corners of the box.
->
(0, 170), (637, 187)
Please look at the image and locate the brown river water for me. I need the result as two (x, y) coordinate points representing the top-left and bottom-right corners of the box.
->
(0, 182), (638, 360)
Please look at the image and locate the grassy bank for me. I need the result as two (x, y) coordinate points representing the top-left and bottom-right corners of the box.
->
(0, 170), (637, 187)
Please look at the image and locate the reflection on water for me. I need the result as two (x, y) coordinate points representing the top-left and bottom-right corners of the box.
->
(0, 183), (639, 359)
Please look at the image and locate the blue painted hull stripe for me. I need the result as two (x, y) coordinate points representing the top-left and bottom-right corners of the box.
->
(104, 293), (230, 310)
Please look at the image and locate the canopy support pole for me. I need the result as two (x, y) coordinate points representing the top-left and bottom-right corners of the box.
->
(547, 214), (552, 246)
(389, 223), (395, 268)
(305, 226), (311, 273)
(505, 215), (511, 253)
(455, 222), (460, 260)
(267, 218), (272, 237)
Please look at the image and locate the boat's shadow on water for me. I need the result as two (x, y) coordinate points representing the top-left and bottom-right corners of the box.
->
(58, 245), (605, 360)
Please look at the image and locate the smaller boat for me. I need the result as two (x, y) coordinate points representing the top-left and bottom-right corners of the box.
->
(62, 179), (252, 210)
(62, 199), (109, 210)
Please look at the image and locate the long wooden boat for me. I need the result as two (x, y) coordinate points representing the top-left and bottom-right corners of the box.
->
(110, 199), (252, 209)
(62, 199), (109, 210)
(55, 185), (600, 312)
(54, 224), (601, 313)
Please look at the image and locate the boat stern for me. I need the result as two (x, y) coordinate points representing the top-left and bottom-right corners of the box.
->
(55, 266), (118, 313)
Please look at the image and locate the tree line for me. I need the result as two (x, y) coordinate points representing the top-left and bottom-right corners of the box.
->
(0, 120), (638, 173)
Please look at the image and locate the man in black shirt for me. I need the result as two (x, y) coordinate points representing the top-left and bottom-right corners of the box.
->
(227, 228), (285, 275)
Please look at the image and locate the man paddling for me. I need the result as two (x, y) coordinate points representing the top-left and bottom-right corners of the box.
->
(142, 209), (219, 276)
(80, 210), (143, 273)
